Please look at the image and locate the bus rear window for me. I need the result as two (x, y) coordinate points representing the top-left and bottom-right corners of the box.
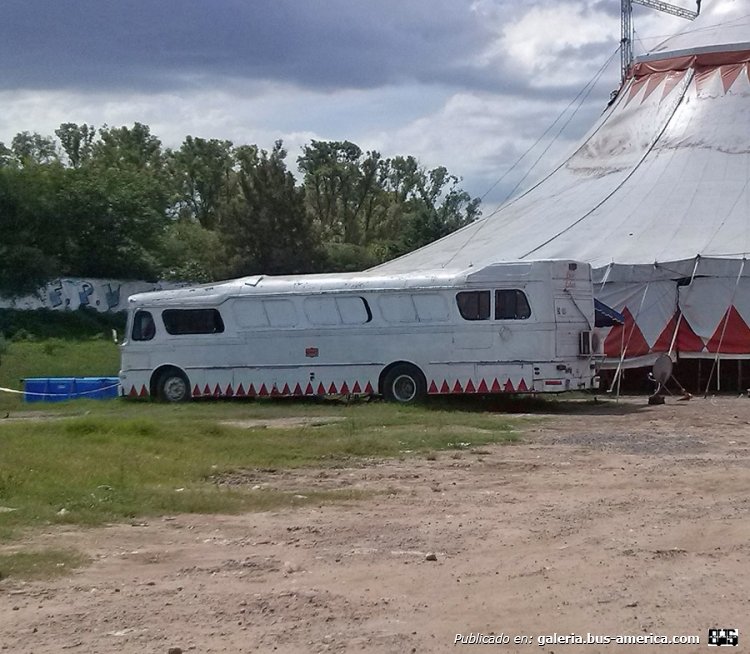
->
(162, 309), (225, 335)
(456, 291), (490, 321)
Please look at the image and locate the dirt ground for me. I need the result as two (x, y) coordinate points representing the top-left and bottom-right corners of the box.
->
(2, 396), (750, 653)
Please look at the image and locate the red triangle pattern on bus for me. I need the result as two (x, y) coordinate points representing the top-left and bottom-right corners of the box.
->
(425, 377), (533, 395)
(130, 375), (541, 400)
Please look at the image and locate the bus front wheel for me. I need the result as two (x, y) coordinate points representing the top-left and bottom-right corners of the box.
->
(157, 369), (190, 403)
(382, 364), (426, 404)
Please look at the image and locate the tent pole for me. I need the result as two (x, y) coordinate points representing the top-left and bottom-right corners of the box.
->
(668, 256), (700, 358)
(609, 267), (655, 396)
(617, 328), (624, 400)
(739, 359), (743, 393)
(704, 258), (746, 397)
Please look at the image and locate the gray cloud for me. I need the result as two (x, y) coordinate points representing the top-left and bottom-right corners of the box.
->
(1, 0), (683, 209)
(1, 0), (488, 92)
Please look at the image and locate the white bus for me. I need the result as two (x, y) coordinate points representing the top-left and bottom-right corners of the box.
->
(119, 260), (601, 403)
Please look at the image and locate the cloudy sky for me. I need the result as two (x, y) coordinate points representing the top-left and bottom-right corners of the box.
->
(0, 0), (691, 205)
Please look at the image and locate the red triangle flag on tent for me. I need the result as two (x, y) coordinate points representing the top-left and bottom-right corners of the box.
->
(706, 306), (750, 353)
(603, 307), (650, 358)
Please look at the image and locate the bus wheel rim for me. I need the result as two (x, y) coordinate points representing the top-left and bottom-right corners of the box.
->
(392, 374), (416, 402)
(164, 377), (186, 401)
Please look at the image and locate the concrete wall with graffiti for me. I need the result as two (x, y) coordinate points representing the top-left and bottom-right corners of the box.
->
(0, 278), (185, 312)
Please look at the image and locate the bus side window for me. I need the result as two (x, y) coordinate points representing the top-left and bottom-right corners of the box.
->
(337, 297), (371, 324)
(456, 291), (490, 321)
(379, 294), (417, 323)
(304, 297), (339, 326)
(414, 293), (449, 322)
(132, 310), (155, 341)
(263, 300), (297, 328)
(162, 309), (225, 335)
(495, 290), (531, 320)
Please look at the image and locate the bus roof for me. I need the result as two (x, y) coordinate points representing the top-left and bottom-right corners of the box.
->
(127, 260), (588, 307)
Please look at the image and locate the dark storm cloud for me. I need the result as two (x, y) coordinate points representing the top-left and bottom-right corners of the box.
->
(0, 0), (490, 92)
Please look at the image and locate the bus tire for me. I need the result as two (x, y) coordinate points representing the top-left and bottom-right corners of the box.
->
(156, 368), (190, 403)
(381, 364), (426, 404)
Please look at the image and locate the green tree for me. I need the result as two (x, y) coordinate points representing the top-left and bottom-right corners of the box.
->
(297, 142), (480, 269)
(298, 140), (384, 246)
(0, 165), (61, 295)
(92, 122), (165, 173)
(171, 136), (234, 229)
(10, 131), (58, 167)
(55, 123), (96, 168)
(221, 141), (323, 276)
(374, 157), (480, 259)
(55, 166), (169, 279)
(159, 218), (225, 282)
(0, 142), (12, 168)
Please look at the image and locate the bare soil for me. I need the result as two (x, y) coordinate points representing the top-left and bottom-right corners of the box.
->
(2, 397), (750, 653)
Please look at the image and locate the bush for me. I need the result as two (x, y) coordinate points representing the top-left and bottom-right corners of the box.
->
(10, 329), (34, 342)
(0, 308), (126, 341)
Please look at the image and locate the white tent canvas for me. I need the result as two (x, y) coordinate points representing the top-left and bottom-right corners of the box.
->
(373, 0), (750, 366)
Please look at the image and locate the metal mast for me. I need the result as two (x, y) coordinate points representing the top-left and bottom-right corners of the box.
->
(621, 0), (700, 82)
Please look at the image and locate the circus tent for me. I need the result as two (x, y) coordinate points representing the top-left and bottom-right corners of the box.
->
(373, 0), (750, 374)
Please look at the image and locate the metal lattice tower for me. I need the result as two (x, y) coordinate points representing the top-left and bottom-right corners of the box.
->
(621, 0), (701, 82)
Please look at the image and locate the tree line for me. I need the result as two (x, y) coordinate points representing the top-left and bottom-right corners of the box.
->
(0, 123), (481, 296)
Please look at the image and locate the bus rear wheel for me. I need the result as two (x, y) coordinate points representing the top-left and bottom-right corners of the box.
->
(157, 369), (190, 403)
(382, 364), (426, 404)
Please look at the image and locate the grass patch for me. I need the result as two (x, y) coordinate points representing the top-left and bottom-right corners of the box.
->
(0, 399), (517, 539)
(0, 548), (89, 581)
(0, 339), (120, 413)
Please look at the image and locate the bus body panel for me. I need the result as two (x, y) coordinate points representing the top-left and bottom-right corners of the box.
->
(119, 260), (600, 399)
